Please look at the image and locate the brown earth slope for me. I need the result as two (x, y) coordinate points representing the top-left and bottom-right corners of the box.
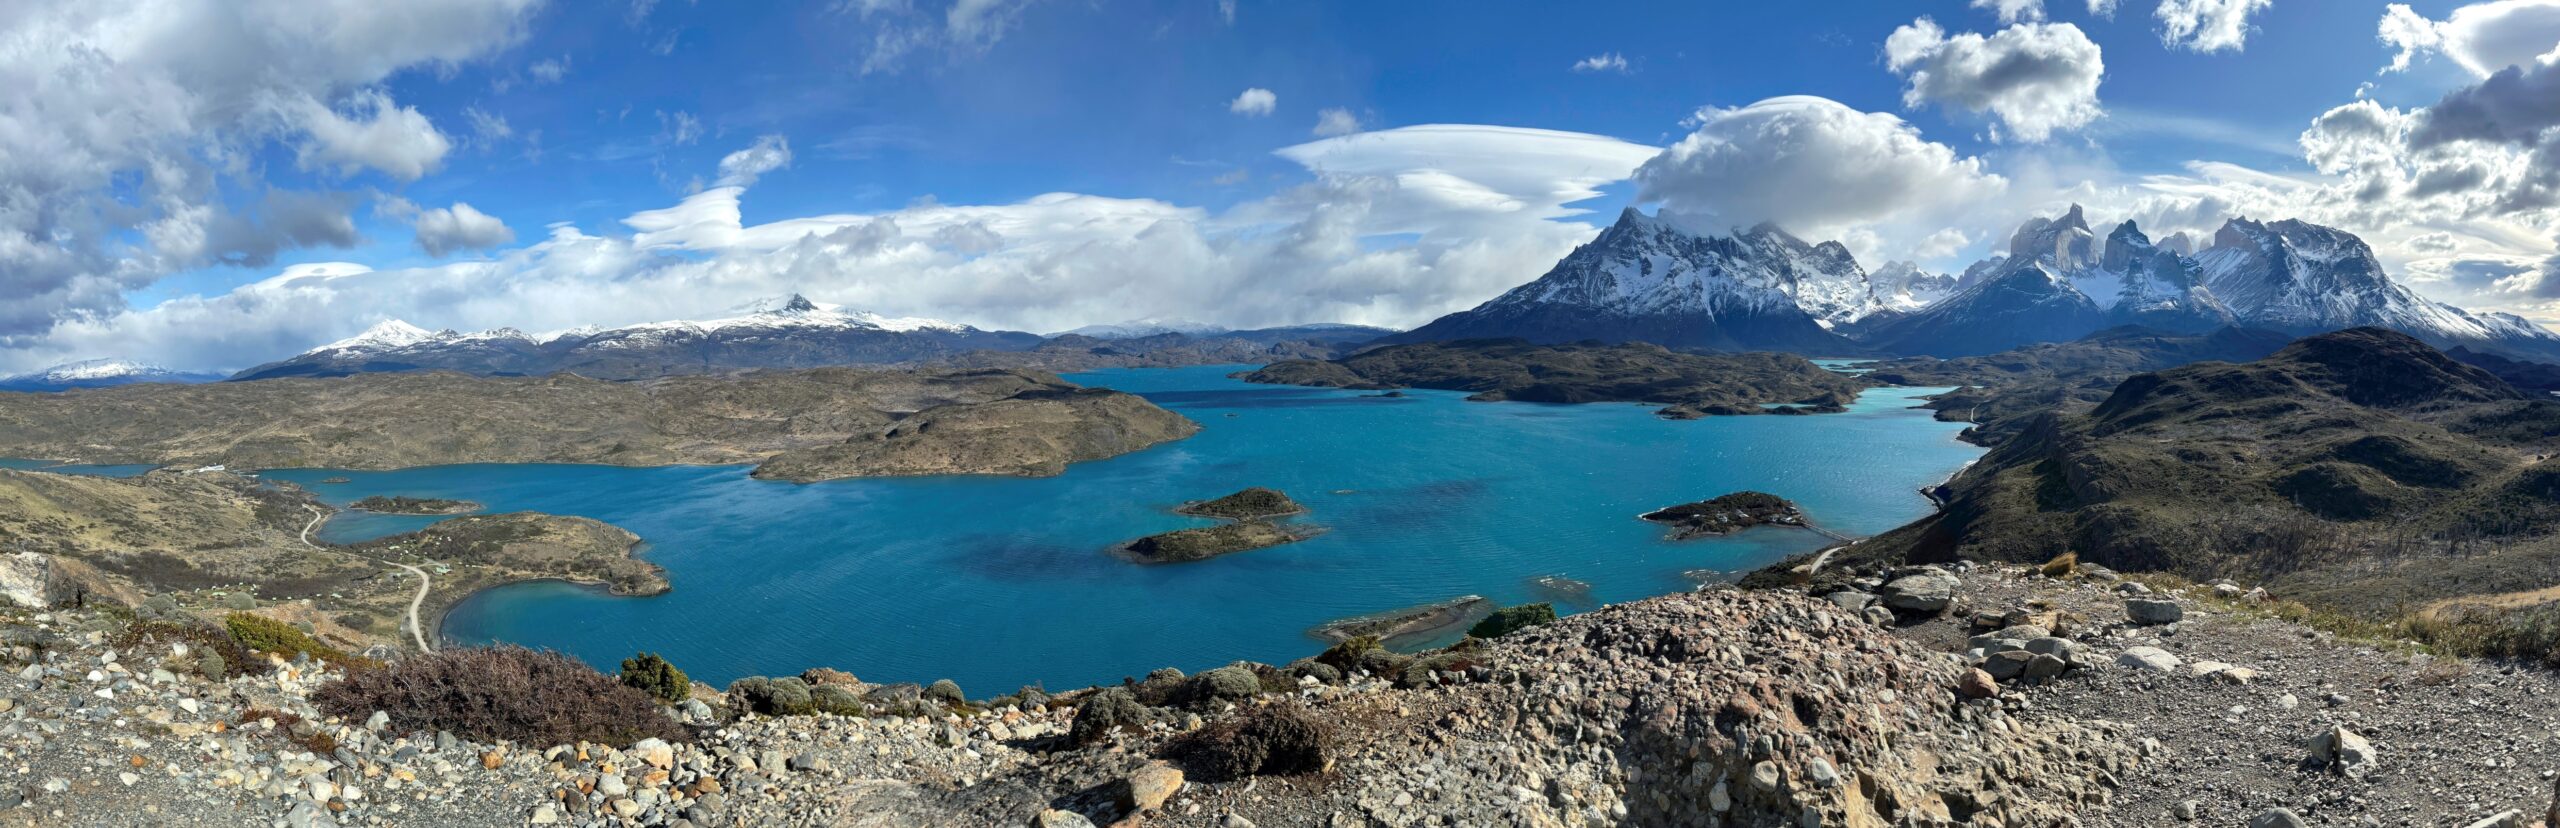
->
(0, 367), (1197, 481)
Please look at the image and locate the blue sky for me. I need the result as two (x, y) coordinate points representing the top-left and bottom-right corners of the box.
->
(9, 0), (2560, 371)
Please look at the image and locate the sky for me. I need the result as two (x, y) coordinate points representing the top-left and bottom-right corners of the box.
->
(6, 0), (2560, 373)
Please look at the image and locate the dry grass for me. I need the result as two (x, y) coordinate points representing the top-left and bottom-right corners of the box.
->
(314, 646), (688, 746)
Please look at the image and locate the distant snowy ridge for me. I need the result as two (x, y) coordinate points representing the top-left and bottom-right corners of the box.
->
(0, 359), (220, 391)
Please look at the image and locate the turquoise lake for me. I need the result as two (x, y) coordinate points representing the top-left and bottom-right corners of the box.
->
(259, 365), (1979, 694)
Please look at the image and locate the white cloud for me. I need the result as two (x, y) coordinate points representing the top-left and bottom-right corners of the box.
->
(412, 203), (517, 257)
(1971, 0), (2046, 24)
(464, 107), (514, 145)
(2154, 0), (2273, 53)
(1631, 96), (2009, 243)
(2380, 1), (2560, 76)
(8, 126), (1667, 373)
(1313, 108), (1363, 137)
(1229, 88), (1277, 116)
(2088, 0), (2122, 18)
(1218, 0), (1236, 25)
(0, 0), (536, 339)
(717, 135), (795, 187)
(288, 90), (454, 181)
(659, 110), (705, 145)
(528, 56), (570, 83)
(1571, 52), (1630, 73)
(851, 0), (1038, 75)
(1886, 18), (2106, 142)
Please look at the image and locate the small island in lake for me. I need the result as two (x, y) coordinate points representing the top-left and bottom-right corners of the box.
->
(1123, 522), (1306, 563)
(1311, 595), (1494, 648)
(349, 495), (483, 515)
(1173, 487), (1305, 520)
(1125, 486), (1317, 562)
(1640, 491), (1805, 540)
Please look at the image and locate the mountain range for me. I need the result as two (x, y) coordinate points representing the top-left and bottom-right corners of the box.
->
(1396, 205), (2560, 363)
(0, 359), (222, 392)
(227, 297), (1398, 382)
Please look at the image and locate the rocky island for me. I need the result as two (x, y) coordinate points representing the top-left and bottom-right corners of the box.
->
(1172, 487), (1304, 520)
(1121, 522), (1305, 564)
(1309, 595), (1493, 647)
(0, 367), (1197, 482)
(348, 495), (482, 515)
(1240, 338), (1868, 418)
(1639, 490), (1808, 540)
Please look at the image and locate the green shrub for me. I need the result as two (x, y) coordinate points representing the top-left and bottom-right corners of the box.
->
(1164, 702), (1334, 782)
(617, 652), (691, 703)
(223, 613), (373, 670)
(312, 646), (687, 746)
(1314, 636), (1381, 671)
(1179, 666), (1263, 709)
(924, 678), (965, 707)
(727, 676), (814, 716)
(1467, 603), (1557, 639)
(812, 684), (866, 715)
(1070, 687), (1149, 746)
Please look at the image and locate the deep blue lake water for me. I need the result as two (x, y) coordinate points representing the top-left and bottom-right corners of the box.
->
(257, 365), (1978, 694)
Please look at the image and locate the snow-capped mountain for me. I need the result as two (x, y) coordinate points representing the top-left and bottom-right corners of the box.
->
(1382, 208), (1863, 352)
(1049, 320), (1227, 340)
(1866, 207), (2111, 357)
(231, 295), (1043, 381)
(1868, 261), (1959, 312)
(2084, 220), (2234, 333)
(0, 359), (221, 392)
(2189, 218), (2560, 359)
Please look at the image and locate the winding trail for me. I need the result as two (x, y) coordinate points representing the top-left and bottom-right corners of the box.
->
(301, 506), (435, 653)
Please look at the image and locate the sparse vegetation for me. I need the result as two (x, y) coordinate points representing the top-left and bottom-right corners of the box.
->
(1164, 702), (1335, 782)
(224, 612), (372, 670)
(727, 676), (815, 716)
(1467, 603), (1557, 639)
(313, 646), (688, 745)
(618, 652), (691, 703)
(1176, 488), (1304, 520)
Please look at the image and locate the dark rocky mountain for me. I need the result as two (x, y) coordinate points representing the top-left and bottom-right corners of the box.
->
(1860, 325), (2295, 445)
(1807, 327), (2560, 620)
(1862, 207), (2111, 357)
(1379, 209), (1865, 354)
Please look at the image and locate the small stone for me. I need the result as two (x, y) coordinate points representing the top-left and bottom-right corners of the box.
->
(529, 804), (562, 825)
(1118, 762), (1184, 812)
(2248, 808), (2307, 828)
(1957, 668), (1999, 699)
(480, 749), (505, 770)
(2116, 646), (2182, 672)
(631, 738), (675, 770)
(2173, 800), (2198, 821)
(2308, 725), (2378, 776)
(1749, 761), (1780, 792)
(364, 711), (389, 732)
(1029, 810), (1097, 828)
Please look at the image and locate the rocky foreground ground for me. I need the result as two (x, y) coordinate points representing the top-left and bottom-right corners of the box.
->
(3, 564), (2557, 827)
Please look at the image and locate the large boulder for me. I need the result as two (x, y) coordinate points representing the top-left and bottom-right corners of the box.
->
(2125, 598), (2184, 625)
(1878, 571), (1959, 613)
